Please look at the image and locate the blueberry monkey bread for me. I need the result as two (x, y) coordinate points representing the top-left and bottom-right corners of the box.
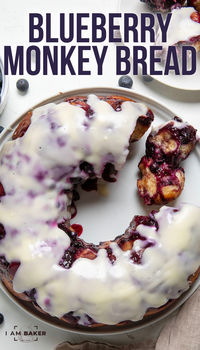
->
(137, 117), (197, 205)
(0, 94), (200, 328)
(155, 7), (200, 56)
(145, 0), (186, 11)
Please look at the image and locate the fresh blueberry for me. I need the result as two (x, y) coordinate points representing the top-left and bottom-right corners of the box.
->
(142, 75), (153, 82)
(118, 76), (133, 89)
(0, 126), (4, 134)
(0, 313), (4, 324)
(16, 79), (29, 92)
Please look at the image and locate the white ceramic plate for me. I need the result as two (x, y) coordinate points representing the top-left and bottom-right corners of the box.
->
(118, 0), (200, 91)
(0, 87), (200, 335)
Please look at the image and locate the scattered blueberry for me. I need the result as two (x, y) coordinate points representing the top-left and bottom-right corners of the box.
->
(0, 313), (4, 324)
(118, 75), (133, 89)
(0, 126), (4, 134)
(142, 75), (153, 82)
(16, 79), (29, 93)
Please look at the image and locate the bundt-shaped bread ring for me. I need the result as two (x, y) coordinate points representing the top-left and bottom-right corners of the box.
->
(0, 94), (200, 328)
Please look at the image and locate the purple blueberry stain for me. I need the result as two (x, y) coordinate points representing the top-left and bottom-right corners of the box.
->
(35, 170), (48, 182)
(50, 122), (58, 130)
(143, 239), (156, 249)
(44, 297), (51, 310)
(27, 190), (37, 199)
(11, 229), (19, 237)
(83, 121), (90, 130)
(47, 220), (57, 228)
(17, 152), (30, 163)
(7, 188), (15, 196)
(56, 197), (66, 211)
(47, 239), (57, 248)
(51, 165), (75, 181)
(57, 137), (66, 147)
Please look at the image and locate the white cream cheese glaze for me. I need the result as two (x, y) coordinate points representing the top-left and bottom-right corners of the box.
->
(150, 118), (188, 135)
(34, 203), (200, 325)
(157, 7), (200, 47)
(0, 95), (200, 325)
(0, 94), (146, 322)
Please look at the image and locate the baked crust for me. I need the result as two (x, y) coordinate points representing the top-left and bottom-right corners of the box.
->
(12, 95), (154, 142)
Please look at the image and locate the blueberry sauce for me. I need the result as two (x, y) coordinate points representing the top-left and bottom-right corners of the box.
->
(106, 247), (116, 264)
(64, 97), (94, 118)
(130, 250), (144, 264)
(0, 256), (9, 271)
(59, 236), (97, 269)
(79, 161), (95, 177)
(25, 288), (37, 301)
(0, 224), (5, 240)
(8, 261), (21, 279)
(134, 213), (158, 229)
(0, 183), (5, 197)
(102, 163), (118, 183)
(81, 178), (98, 192)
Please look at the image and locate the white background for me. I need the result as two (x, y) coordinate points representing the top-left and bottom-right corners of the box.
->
(0, 0), (200, 349)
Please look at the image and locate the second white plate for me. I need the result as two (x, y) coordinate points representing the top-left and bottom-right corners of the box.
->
(118, 0), (200, 91)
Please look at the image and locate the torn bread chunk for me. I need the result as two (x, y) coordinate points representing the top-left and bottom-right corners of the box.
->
(137, 117), (197, 205)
